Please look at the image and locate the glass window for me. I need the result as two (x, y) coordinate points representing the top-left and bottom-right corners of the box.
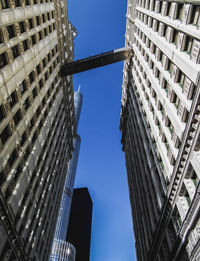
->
(190, 5), (200, 26)
(8, 149), (18, 167)
(31, 34), (37, 45)
(12, 45), (20, 59)
(23, 40), (28, 51)
(8, 90), (18, 107)
(20, 132), (27, 146)
(7, 25), (15, 39)
(24, 97), (30, 111)
(39, 79), (44, 89)
(0, 0), (9, 9)
(19, 80), (27, 94)
(176, 3), (184, 20)
(0, 52), (8, 69)
(184, 35), (193, 54)
(178, 72), (185, 88)
(172, 29), (179, 45)
(15, 0), (20, 7)
(0, 29), (3, 44)
(19, 21), (26, 33)
(39, 31), (43, 40)
(32, 87), (38, 98)
(0, 125), (11, 144)
(44, 28), (48, 36)
(0, 104), (6, 122)
(36, 16), (40, 25)
(36, 64), (41, 75)
(29, 19), (34, 29)
(29, 71), (34, 84)
(14, 109), (23, 125)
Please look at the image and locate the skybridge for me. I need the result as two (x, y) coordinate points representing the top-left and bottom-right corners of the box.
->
(61, 47), (134, 76)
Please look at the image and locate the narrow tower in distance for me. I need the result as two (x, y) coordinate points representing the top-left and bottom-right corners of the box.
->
(50, 89), (83, 261)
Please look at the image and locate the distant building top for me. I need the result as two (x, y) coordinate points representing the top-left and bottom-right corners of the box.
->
(69, 22), (78, 39)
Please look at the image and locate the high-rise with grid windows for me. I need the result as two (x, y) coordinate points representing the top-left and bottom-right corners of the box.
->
(0, 0), (76, 260)
(120, 1), (200, 261)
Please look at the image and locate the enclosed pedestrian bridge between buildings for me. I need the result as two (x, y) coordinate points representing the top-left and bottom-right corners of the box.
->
(61, 47), (134, 76)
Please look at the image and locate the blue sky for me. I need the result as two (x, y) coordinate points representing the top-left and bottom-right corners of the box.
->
(68, 1), (137, 260)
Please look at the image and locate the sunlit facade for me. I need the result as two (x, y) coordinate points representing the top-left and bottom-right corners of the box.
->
(0, 0), (76, 260)
(121, 0), (200, 261)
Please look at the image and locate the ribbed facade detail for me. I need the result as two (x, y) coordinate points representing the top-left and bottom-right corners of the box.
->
(50, 240), (76, 261)
(0, 0), (76, 260)
(121, 1), (200, 261)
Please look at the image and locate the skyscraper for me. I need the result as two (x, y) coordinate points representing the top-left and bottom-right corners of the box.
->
(66, 188), (93, 261)
(0, 0), (76, 260)
(74, 89), (83, 128)
(120, 1), (200, 261)
(52, 136), (81, 242)
(50, 90), (83, 260)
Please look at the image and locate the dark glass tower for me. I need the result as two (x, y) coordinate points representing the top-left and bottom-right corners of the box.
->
(66, 188), (93, 261)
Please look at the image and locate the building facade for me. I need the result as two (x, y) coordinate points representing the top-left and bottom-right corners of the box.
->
(66, 188), (93, 261)
(120, 1), (200, 261)
(0, 0), (76, 260)
(50, 90), (83, 260)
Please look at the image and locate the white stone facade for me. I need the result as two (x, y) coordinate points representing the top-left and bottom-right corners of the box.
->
(0, 0), (76, 260)
(121, 0), (200, 260)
